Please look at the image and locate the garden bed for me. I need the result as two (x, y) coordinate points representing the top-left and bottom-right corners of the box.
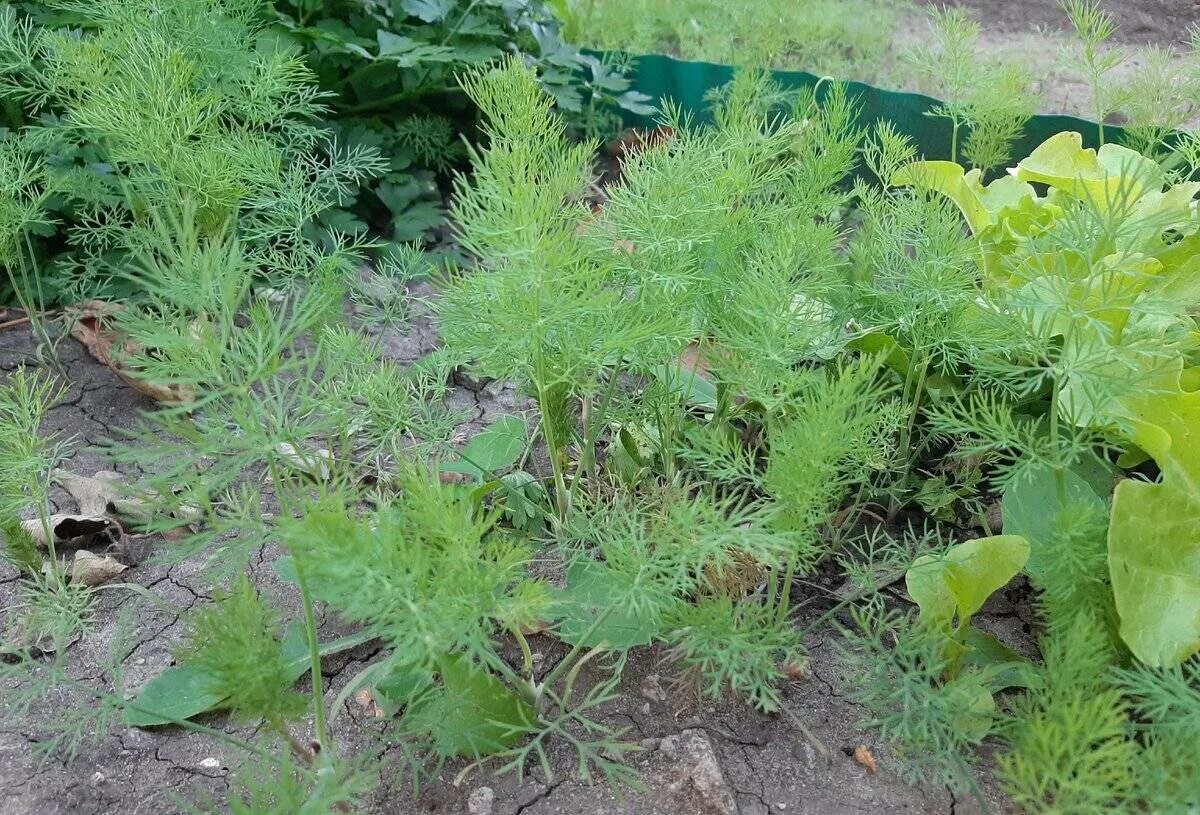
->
(2, 1), (1199, 814)
(0, 312), (1020, 815)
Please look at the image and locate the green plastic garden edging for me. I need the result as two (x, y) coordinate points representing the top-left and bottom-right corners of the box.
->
(596, 50), (1125, 163)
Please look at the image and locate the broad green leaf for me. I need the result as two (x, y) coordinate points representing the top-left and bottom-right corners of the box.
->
(126, 624), (374, 726)
(124, 664), (223, 727)
(1003, 463), (1109, 583)
(847, 331), (911, 378)
(906, 535), (1029, 630)
(1109, 365), (1200, 667)
(552, 562), (661, 649)
(402, 656), (533, 758)
(978, 173), (1037, 218)
(1122, 182), (1200, 252)
(961, 629), (1035, 689)
(400, 0), (454, 23)
(444, 415), (528, 481)
(375, 31), (458, 66)
(498, 470), (548, 532)
(943, 671), (998, 742)
(373, 664), (435, 717)
(653, 362), (718, 411)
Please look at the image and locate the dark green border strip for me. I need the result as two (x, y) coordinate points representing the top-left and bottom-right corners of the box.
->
(596, 50), (1125, 162)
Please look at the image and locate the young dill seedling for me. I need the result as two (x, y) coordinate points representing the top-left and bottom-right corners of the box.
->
(840, 606), (992, 797)
(903, 6), (1039, 172)
(1059, 0), (1124, 145)
(0, 366), (99, 648)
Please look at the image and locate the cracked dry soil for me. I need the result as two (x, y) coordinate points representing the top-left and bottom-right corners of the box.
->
(0, 300), (1023, 815)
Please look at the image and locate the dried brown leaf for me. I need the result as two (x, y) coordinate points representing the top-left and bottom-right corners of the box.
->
(852, 744), (878, 775)
(68, 300), (194, 405)
(71, 550), (127, 586)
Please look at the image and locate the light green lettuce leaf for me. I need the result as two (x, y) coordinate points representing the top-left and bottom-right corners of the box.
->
(1108, 364), (1200, 667)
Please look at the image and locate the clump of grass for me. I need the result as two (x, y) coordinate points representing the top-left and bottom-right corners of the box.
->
(569, 0), (903, 82)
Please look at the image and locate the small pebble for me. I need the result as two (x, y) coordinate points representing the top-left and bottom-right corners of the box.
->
(640, 673), (668, 703)
(90, 771), (105, 785)
(198, 757), (220, 771)
(467, 785), (494, 815)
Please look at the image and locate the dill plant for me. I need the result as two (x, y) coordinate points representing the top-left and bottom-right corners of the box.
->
(0, 366), (95, 648)
(903, 6), (1039, 172)
(442, 58), (899, 723)
(0, 0), (379, 300)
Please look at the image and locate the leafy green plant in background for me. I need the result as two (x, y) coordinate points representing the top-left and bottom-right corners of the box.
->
(274, 0), (651, 252)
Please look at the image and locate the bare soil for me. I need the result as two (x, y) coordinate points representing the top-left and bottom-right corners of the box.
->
(930, 0), (1198, 46)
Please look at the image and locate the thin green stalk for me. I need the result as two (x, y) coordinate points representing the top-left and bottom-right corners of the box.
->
(537, 381), (571, 523)
(558, 645), (606, 710)
(570, 366), (620, 507)
(294, 562), (329, 757)
(1049, 372), (1068, 507)
(539, 604), (616, 693)
(269, 460), (331, 760)
(511, 625), (535, 681)
(888, 355), (932, 520)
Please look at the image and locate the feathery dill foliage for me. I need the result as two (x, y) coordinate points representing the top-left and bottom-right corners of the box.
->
(0, 366), (98, 647)
(997, 618), (1137, 814)
(439, 56), (670, 516)
(442, 59), (869, 521)
(176, 578), (307, 727)
(665, 596), (804, 713)
(1062, 0), (1200, 156)
(840, 608), (989, 793)
(282, 473), (546, 675)
(0, 0), (382, 300)
(441, 58), (902, 723)
(1115, 659), (1200, 813)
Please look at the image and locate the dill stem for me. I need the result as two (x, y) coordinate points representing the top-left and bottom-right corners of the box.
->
(571, 366), (620, 508)
(511, 625), (535, 680)
(889, 355), (931, 521)
(1049, 377), (1068, 508)
(269, 460), (331, 760)
(296, 567), (330, 758)
(540, 605), (616, 691)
